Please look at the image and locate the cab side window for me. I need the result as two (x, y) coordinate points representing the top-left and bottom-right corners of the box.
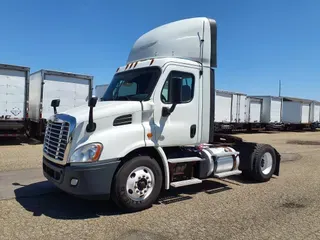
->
(161, 71), (195, 104)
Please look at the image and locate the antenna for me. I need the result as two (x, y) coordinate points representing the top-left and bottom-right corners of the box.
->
(198, 21), (205, 76)
(278, 80), (282, 97)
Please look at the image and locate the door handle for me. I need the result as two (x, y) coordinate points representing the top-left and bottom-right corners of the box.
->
(190, 124), (196, 138)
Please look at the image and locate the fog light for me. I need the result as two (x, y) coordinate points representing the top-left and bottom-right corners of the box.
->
(70, 178), (78, 186)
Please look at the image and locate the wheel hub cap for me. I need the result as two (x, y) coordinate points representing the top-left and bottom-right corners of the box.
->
(260, 152), (273, 175)
(126, 166), (155, 201)
(137, 179), (147, 190)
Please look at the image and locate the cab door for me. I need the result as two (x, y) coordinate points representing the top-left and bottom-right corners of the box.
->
(152, 64), (200, 146)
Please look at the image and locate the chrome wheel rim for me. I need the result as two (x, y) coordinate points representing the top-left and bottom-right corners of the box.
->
(126, 166), (155, 201)
(260, 152), (273, 175)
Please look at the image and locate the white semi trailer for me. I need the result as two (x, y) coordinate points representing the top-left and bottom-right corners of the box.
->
(0, 63), (30, 137)
(27, 69), (93, 139)
(42, 17), (281, 212)
(214, 90), (247, 132)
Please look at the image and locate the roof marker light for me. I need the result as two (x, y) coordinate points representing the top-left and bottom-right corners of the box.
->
(133, 61), (138, 68)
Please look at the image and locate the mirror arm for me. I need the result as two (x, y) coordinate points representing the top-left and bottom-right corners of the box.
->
(86, 106), (96, 132)
(169, 103), (177, 113)
(162, 103), (177, 117)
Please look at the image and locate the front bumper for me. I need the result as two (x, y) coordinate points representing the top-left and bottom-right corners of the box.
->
(43, 157), (120, 199)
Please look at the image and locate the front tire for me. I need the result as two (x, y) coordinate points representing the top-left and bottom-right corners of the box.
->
(111, 155), (163, 212)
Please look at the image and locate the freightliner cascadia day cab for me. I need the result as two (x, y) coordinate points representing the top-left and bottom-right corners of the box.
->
(42, 17), (281, 212)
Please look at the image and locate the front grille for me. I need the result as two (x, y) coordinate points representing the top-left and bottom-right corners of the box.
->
(43, 120), (70, 161)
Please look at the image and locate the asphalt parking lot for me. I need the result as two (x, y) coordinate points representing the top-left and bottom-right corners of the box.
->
(0, 131), (320, 240)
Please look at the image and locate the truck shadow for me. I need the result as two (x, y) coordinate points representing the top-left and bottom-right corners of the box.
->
(14, 181), (122, 219)
(157, 180), (232, 205)
(14, 180), (232, 220)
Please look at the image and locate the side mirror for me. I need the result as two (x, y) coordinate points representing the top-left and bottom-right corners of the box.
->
(162, 77), (183, 117)
(86, 97), (98, 132)
(170, 77), (183, 104)
(51, 99), (60, 114)
(88, 97), (98, 107)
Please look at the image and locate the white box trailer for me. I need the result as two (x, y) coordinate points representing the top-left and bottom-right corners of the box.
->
(215, 90), (246, 123)
(95, 84), (109, 100)
(282, 97), (312, 124)
(249, 96), (283, 124)
(0, 63), (30, 137)
(245, 97), (262, 123)
(27, 69), (93, 139)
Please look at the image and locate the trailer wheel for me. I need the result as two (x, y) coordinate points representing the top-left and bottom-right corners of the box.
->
(111, 155), (163, 212)
(251, 144), (276, 182)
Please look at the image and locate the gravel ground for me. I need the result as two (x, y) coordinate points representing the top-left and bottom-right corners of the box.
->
(0, 138), (43, 172)
(0, 131), (320, 240)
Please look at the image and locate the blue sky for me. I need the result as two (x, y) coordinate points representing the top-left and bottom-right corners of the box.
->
(1, 0), (320, 100)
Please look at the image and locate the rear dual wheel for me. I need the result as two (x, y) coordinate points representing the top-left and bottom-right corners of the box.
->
(111, 156), (163, 212)
(242, 144), (277, 182)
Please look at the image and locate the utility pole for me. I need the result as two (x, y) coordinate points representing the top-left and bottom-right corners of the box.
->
(278, 80), (281, 97)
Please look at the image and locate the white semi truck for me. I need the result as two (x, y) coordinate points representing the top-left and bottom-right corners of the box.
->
(42, 17), (281, 212)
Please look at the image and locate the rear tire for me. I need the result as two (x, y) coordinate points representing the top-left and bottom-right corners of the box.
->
(251, 144), (276, 182)
(111, 155), (163, 212)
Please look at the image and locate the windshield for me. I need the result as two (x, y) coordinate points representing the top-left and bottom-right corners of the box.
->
(101, 67), (161, 101)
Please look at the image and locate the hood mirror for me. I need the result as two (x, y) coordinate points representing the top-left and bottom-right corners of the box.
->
(51, 99), (60, 114)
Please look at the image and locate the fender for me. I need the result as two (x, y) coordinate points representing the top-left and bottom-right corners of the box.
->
(154, 146), (170, 189)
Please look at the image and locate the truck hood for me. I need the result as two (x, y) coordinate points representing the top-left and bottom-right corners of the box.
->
(60, 101), (143, 123)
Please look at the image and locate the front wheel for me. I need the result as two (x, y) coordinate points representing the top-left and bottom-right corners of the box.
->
(111, 156), (163, 212)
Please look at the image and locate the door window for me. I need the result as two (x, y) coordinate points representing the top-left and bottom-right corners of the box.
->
(161, 71), (195, 104)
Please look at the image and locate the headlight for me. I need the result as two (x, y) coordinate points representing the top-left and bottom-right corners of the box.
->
(69, 143), (103, 163)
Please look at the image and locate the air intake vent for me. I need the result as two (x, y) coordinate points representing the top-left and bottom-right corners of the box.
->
(113, 114), (132, 126)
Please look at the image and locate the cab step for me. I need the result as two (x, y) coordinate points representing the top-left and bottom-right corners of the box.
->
(170, 178), (202, 188)
(168, 157), (204, 164)
(214, 170), (242, 178)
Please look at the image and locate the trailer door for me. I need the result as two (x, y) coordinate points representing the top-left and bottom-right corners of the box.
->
(42, 74), (90, 119)
(301, 103), (310, 123)
(0, 69), (26, 120)
(270, 98), (282, 122)
(249, 100), (262, 123)
(215, 92), (232, 122)
(238, 95), (247, 123)
(314, 104), (320, 122)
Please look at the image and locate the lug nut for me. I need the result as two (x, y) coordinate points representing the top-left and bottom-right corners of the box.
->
(146, 176), (149, 180)
(139, 177), (141, 180)
(136, 189), (139, 193)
